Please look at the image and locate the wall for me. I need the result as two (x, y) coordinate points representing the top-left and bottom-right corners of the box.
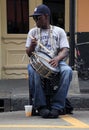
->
(77, 0), (89, 32)
(0, 0), (2, 79)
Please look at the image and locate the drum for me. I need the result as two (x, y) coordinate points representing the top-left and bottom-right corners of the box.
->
(30, 51), (60, 79)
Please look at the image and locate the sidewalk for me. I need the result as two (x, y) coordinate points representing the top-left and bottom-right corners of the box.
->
(0, 110), (89, 130)
(0, 76), (89, 112)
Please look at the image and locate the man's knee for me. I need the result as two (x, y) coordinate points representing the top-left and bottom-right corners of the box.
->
(64, 66), (73, 80)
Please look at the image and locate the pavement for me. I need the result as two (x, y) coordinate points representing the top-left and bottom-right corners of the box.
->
(0, 72), (89, 112)
(0, 110), (89, 130)
(0, 74), (89, 130)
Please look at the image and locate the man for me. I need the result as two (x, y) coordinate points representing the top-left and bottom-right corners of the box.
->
(26, 4), (72, 118)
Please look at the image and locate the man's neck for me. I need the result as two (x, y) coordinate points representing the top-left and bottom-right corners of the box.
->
(41, 23), (50, 29)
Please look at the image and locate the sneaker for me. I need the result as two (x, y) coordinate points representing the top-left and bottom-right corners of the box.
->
(38, 107), (50, 118)
(49, 109), (59, 118)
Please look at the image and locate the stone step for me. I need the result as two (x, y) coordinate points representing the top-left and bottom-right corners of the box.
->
(0, 74), (89, 112)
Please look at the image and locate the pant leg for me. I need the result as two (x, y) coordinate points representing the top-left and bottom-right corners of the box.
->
(27, 64), (47, 109)
(28, 64), (35, 99)
(51, 61), (72, 110)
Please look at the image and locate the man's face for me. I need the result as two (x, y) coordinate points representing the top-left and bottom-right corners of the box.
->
(33, 15), (48, 29)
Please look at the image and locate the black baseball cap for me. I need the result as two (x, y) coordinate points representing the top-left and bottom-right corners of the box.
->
(29, 4), (50, 17)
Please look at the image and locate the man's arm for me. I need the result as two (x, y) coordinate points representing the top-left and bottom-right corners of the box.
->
(56, 47), (69, 61)
(26, 38), (37, 57)
(49, 47), (69, 67)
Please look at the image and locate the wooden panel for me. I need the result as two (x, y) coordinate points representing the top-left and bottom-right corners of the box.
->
(2, 38), (29, 79)
(7, 49), (27, 65)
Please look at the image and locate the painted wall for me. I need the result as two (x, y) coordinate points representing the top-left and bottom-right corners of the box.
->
(77, 0), (89, 32)
(0, 1), (2, 78)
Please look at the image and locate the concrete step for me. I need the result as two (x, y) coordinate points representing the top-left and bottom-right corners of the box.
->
(0, 78), (89, 112)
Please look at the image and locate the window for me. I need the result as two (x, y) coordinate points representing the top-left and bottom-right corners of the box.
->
(7, 0), (29, 34)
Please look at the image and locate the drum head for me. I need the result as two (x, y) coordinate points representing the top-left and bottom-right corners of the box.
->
(36, 52), (60, 73)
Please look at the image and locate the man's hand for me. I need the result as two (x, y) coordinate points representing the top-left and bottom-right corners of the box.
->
(49, 56), (59, 67)
(49, 48), (69, 67)
(26, 37), (37, 57)
(30, 38), (37, 48)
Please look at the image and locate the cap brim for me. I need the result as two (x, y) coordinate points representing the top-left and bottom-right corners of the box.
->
(29, 13), (43, 17)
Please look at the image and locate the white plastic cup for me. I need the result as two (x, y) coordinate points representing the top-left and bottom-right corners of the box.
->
(24, 105), (32, 117)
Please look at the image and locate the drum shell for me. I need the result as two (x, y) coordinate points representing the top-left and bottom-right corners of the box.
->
(30, 52), (60, 79)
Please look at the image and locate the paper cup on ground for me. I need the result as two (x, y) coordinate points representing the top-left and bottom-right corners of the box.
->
(24, 105), (32, 117)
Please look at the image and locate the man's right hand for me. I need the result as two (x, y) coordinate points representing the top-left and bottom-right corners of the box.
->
(30, 38), (37, 48)
(26, 38), (37, 57)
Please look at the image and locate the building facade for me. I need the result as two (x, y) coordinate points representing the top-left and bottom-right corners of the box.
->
(0, 0), (89, 79)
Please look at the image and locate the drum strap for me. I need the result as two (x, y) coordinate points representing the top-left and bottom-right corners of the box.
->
(37, 27), (40, 48)
(50, 25), (55, 50)
(37, 25), (54, 55)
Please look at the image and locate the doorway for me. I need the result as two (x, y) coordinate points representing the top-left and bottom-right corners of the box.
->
(43, 0), (65, 29)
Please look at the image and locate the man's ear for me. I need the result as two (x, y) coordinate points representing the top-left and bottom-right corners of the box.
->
(44, 14), (48, 17)
(45, 14), (50, 20)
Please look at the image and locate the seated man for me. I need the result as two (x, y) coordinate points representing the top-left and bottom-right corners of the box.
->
(26, 4), (72, 118)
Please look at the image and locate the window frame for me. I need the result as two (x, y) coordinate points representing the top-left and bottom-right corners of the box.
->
(1, 0), (30, 38)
